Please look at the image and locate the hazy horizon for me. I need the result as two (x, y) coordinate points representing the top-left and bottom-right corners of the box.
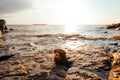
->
(1, 0), (120, 25)
(5, 23), (117, 26)
(7, 23), (109, 26)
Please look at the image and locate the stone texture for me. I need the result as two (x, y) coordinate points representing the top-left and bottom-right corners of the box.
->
(0, 48), (14, 61)
(106, 23), (120, 30)
(109, 52), (120, 80)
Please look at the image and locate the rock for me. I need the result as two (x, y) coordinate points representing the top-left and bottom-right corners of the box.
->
(47, 74), (65, 80)
(109, 67), (120, 80)
(4, 30), (9, 33)
(0, 44), (4, 48)
(109, 52), (120, 80)
(66, 68), (104, 80)
(110, 43), (118, 46)
(0, 54), (14, 61)
(54, 49), (73, 69)
(112, 35), (120, 39)
(9, 28), (14, 31)
(0, 31), (2, 38)
(68, 67), (79, 74)
(111, 49), (118, 53)
(0, 48), (14, 61)
(48, 65), (67, 80)
(24, 42), (36, 47)
(106, 23), (120, 30)
(29, 72), (49, 80)
(23, 60), (36, 71)
(116, 27), (120, 30)
(0, 19), (7, 33)
(104, 31), (108, 33)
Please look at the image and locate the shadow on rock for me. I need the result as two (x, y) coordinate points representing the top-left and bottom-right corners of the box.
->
(0, 48), (14, 62)
(28, 65), (69, 80)
(28, 49), (73, 80)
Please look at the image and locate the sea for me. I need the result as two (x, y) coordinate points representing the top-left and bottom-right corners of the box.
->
(7, 25), (119, 36)
(6, 25), (120, 49)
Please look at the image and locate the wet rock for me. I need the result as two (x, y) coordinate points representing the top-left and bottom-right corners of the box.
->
(0, 58), (36, 79)
(9, 28), (14, 31)
(24, 42), (36, 47)
(116, 27), (120, 30)
(95, 59), (111, 71)
(111, 49), (118, 52)
(110, 43), (118, 46)
(30, 65), (68, 80)
(104, 31), (108, 33)
(0, 19), (7, 33)
(106, 23), (120, 30)
(0, 48), (14, 61)
(1, 29), (117, 80)
(12, 46), (15, 49)
(36, 34), (51, 37)
(64, 34), (79, 39)
(112, 35), (120, 39)
(40, 62), (53, 70)
(101, 31), (108, 34)
(54, 49), (73, 69)
(47, 74), (65, 80)
(28, 72), (49, 80)
(0, 54), (14, 61)
(66, 68), (104, 80)
(109, 52), (120, 80)
(68, 67), (79, 73)
(0, 31), (2, 38)
(47, 65), (67, 80)
(0, 44), (4, 48)
(4, 30), (9, 33)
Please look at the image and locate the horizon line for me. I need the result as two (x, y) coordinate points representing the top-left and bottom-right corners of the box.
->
(7, 23), (113, 25)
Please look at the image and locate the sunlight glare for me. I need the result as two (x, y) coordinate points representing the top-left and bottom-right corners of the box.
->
(64, 24), (78, 34)
(58, 0), (92, 25)
(58, 0), (90, 34)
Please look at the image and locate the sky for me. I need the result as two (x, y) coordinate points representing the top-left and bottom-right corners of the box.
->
(0, 0), (120, 25)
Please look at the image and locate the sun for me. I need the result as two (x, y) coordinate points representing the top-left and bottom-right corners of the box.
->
(58, 0), (91, 25)
(57, 0), (89, 33)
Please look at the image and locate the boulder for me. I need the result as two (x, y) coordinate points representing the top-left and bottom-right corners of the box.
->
(104, 31), (108, 33)
(109, 43), (118, 46)
(9, 28), (14, 31)
(0, 19), (8, 33)
(54, 49), (73, 69)
(106, 23), (120, 30)
(109, 52), (120, 80)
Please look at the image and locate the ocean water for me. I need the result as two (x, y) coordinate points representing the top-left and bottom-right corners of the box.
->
(6, 24), (120, 49)
(7, 25), (120, 36)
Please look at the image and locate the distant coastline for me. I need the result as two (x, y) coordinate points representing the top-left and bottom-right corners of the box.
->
(33, 24), (47, 26)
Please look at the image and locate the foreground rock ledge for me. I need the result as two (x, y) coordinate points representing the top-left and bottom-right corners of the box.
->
(0, 48), (14, 61)
(109, 52), (120, 80)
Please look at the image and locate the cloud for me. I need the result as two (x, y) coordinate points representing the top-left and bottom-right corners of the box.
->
(0, 0), (32, 15)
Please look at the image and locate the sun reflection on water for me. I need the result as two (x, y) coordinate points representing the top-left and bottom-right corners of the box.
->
(64, 24), (78, 34)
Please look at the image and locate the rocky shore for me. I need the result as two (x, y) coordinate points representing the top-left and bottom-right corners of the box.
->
(109, 52), (120, 80)
(0, 27), (120, 80)
(106, 23), (120, 30)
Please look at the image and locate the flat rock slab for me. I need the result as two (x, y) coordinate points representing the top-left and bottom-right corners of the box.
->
(0, 48), (14, 61)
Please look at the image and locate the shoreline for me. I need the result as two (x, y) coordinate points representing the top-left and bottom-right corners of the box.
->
(0, 27), (120, 80)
